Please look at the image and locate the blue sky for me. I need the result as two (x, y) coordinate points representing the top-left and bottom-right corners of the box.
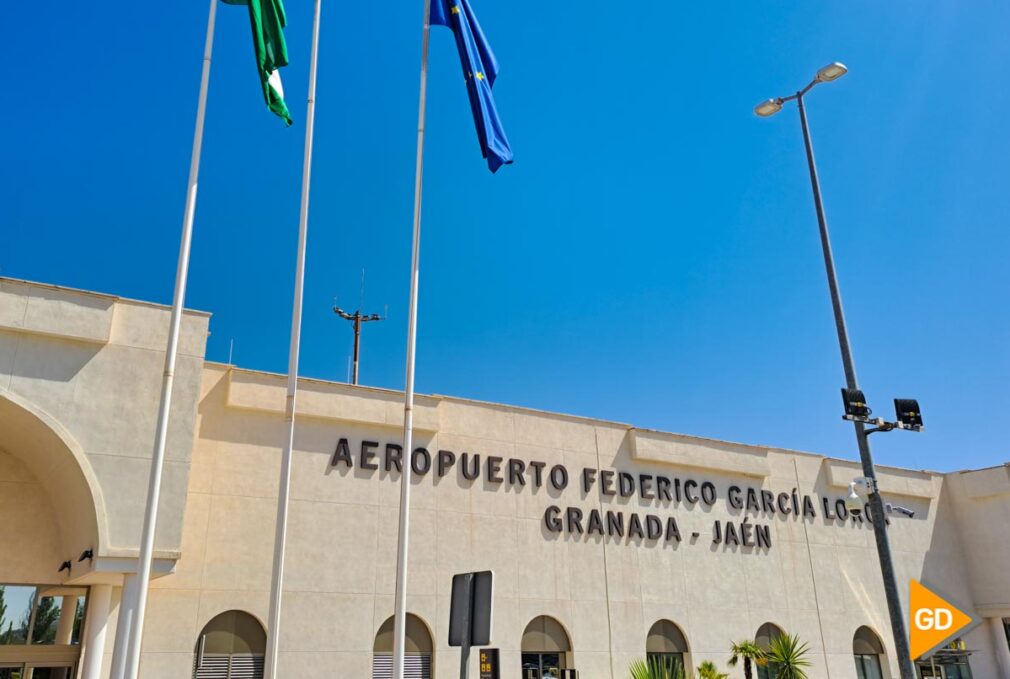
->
(3, 2), (1008, 472)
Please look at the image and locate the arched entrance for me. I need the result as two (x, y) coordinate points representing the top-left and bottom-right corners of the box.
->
(192, 610), (266, 679)
(755, 622), (786, 679)
(0, 389), (106, 579)
(853, 626), (886, 679)
(521, 616), (571, 679)
(646, 619), (689, 673)
(0, 390), (107, 679)
(372, 613), (433, 679)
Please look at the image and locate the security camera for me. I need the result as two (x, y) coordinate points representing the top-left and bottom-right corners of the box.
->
(846, 477), (876, 517)
(885, 502), (916, 519)
(846, 483), (864, 517)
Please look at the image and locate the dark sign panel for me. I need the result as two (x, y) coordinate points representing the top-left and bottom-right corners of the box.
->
(479, 648), (499, 679)
(449, 571), (494, 647)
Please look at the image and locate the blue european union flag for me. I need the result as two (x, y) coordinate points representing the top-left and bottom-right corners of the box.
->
(430, 0), (513, 173)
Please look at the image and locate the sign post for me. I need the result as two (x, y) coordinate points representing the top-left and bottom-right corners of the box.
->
(449, 571), (494, 679)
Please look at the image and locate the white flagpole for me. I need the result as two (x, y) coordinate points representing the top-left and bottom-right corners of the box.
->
(264, 0), (323, 675)
(120, 1), (217, 676)
(392, 0), (432, 676)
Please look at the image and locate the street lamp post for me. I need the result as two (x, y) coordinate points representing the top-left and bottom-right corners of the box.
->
(334, 305), (385, 385)
(756, 63), (918, 679)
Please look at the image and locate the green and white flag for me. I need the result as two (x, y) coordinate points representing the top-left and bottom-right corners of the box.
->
(223, 0), (292, 125)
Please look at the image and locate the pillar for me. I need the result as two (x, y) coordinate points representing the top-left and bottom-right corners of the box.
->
(80, 585), (113, 679)
(54, 596), (77, 645)
(109, 574), (139, 679)
(989, 617), (1010, 678)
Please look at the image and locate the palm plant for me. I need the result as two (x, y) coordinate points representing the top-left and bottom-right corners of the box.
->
(765, 633), (811, 679)
(629, 657), (685, 679)
(696, 660), (729, 679)
(728, 640), (767, 679)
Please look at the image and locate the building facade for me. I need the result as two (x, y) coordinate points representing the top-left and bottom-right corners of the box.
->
(1, 277), (1009, 679)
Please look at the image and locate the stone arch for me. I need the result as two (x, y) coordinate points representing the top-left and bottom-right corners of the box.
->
(853, 625), (887, 679)
(0, 388), (108, 575)
(522, 615), (573, 675)
(646, 619), (690, 671)
(193, 610), (266, 678)
(372, 613), (435, 678)
(755, 622), (787, 679)
(755, 621), (786, 650)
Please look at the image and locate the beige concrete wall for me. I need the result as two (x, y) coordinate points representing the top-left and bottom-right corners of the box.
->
(139, 365), (1010, 679)
(944, 465), (1010, 613)
(940, 465), (1010, 679)
(0, 278), (208, 561)
(3, 277), (1007, 678)
(0, 449), (63, 583)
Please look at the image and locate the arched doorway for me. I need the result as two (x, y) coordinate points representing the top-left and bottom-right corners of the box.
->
(755, 622), (785, 679)
(646, 619), (689, 673)
(0, 390), (107, 678)
(853, 626), (885, 679)
(372, 613), (433, 679)
(192, 611), (266, 679)
(521, 616), (571, 679)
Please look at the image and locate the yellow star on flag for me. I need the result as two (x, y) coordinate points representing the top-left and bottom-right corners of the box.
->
(451, 5), (460, 14)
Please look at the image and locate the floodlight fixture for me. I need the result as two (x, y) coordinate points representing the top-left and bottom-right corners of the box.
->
(78, 549), (94, 562)
(754, 98), (783, 117)
(815, 62), (848, 83)
(894, 399), (923, 429)
(58, 560), (72, 574)
(842, 387), (871, 419)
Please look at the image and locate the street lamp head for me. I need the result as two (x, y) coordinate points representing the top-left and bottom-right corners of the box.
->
(841, 387), (871, 418)
(815, 62), (848, 83)
(894, 398), (923, 429)
(754, 98), (783, 117)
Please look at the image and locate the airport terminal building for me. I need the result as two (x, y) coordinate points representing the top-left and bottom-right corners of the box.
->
(1, 277), (1009, 679)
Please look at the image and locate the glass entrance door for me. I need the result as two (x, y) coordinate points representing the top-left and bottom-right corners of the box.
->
(0, 666), (74, 679)
(917, 662), (973, 679)
(521, 653), (561, 679)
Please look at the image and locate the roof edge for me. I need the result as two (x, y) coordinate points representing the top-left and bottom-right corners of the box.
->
(0, 276), (212, 318)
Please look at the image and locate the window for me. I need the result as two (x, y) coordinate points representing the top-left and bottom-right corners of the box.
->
(914, 637), (974, 679)
(755, 623), (785, 679)
(372, 613), (433, 679)
(854, 654), (884, 679)
(0, 585), (86, 647)
(853, 626), (885, 679)
(521, 616), (571, 679)
(916, 662), (974, 679)
(0, 585), (87, 679)
(192, 610), (266, 679)
(646, 620), (688, 673)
